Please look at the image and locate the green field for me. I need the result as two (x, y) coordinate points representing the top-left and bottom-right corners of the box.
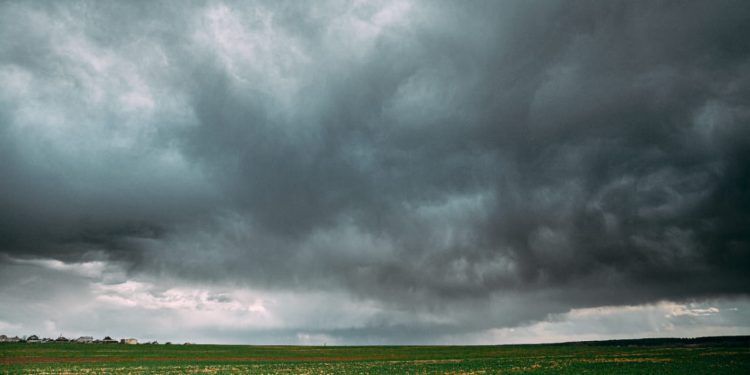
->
(1, 339), (749, 374)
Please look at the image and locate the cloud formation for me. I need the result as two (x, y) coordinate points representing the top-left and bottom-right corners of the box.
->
(1, 0), (749, 342)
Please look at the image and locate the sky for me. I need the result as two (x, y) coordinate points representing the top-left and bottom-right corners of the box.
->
(0, 0), (749, 345)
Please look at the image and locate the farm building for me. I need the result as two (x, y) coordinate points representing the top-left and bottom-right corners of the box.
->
(121, 338), (138, 345)
(101, 336), (118, 344)
(75, 336), (94, 343)
(26, 335), (41, 343)
(0, 335), (21, 343)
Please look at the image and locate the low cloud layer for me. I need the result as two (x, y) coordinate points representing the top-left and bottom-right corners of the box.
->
(2, 257), (749, 344)
(1, 0), (749, 343)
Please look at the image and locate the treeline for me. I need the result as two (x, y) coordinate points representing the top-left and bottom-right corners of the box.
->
(556, 335), (750, 347)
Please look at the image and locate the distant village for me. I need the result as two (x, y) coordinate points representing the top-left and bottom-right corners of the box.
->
(0, 334), (175, 345)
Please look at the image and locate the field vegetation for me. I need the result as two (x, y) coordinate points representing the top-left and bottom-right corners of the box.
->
(1, 337), (748, 374)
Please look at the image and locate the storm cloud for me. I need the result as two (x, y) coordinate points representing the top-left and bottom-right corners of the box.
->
(1, 0), (749, 343)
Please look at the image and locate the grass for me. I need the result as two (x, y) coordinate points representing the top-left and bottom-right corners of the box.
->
(1, 340), (749, 374)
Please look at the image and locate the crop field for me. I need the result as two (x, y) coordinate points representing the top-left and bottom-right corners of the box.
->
(1, 339), (749, 374)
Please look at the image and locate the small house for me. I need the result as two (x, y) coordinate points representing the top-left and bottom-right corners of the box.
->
(75, 336), (94, 344)
(26, 335), (41, 343)
(121, 338), (138, 345)
(101, 336), (118, 344)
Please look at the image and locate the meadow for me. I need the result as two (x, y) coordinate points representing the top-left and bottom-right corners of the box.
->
(1, 338), (748, 374)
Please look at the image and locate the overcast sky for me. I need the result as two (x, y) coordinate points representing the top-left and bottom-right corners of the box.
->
(1, 0), (749, 344)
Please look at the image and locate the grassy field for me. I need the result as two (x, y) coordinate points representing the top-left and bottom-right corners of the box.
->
(1, 339), (749, 374)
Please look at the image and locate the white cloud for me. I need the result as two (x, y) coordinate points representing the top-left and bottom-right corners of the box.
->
(0, 320), (22, 331)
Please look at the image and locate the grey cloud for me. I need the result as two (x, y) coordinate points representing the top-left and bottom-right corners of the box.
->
(1, 0), (750, 340)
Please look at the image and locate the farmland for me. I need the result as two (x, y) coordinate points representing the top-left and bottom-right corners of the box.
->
(1, 338), (749, 374)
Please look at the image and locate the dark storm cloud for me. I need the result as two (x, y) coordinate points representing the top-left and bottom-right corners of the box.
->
(1, 0), (750, 334)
